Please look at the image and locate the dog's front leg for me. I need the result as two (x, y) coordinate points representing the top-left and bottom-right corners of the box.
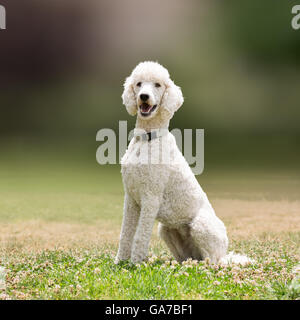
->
(115, 194), (140, 264)
(131, 197), (160, 264)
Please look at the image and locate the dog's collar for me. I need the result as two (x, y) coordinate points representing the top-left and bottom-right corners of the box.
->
(134, 128), (169, 142)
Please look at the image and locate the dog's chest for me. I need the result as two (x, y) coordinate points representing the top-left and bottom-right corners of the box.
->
(121, 134), (178, 202)
(121, 163), (169, 201)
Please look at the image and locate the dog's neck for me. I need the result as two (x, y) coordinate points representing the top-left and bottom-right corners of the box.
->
(135, 111), (170, 133)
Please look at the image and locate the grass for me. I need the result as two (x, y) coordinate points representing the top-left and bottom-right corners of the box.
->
(2, 239), (299, 300)
(0, 153), (299, 300)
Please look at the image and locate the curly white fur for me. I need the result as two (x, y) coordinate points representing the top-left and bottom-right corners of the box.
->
(115, 61), (251, 265)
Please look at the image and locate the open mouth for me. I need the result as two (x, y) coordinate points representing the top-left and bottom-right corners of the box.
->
(139, 103), (157, 117)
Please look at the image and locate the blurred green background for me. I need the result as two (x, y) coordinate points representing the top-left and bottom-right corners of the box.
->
(0, 0), (300, 196)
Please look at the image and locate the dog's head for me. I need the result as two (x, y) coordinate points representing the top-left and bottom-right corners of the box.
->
(122, 61), (184, 120)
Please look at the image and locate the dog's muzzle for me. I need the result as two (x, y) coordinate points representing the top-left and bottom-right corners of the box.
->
(139, 103), (157, 117)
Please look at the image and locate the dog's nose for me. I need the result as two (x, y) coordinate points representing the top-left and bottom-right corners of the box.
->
(140, 94), (149, 102)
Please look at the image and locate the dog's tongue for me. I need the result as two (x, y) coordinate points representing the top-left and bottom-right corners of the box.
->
(141, 103), (152, 113)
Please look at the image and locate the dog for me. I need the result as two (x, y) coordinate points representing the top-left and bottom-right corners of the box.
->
(115, 61), (250, 265)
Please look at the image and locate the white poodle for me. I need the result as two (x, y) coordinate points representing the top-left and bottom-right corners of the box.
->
(115, 61), (249, 265)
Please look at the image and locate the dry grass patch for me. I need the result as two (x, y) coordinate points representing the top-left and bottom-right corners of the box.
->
(213, 199), (300, 239)
(0, 199), (299, 252)
(0, 220), (120, 252)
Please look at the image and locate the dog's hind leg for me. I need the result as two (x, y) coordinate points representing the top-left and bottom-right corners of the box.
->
(158, 223), (195, 262)
(158, 223), (182, 261)
(189, 209), (228, 264)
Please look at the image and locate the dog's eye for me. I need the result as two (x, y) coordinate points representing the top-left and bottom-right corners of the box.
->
(136, 82), (142, 87)
(155, 83), (161, 88)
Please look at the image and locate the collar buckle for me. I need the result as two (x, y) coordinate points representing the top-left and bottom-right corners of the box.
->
(135, 129), (167, 142)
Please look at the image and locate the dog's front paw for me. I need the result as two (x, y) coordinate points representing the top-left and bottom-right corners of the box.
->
(131, 254), (147, 265)
(114, 254), (130, 265)
(114, 248), (132, 264)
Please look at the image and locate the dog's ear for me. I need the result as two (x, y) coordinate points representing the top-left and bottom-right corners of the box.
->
(161, 79), (184, 116)
(122, 76), (137, 116)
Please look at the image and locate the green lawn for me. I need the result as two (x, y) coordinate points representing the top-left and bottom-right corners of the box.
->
(0, 153), (299, 300)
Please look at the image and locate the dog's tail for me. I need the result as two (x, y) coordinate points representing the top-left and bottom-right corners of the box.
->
(219, 251), (254, 266)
